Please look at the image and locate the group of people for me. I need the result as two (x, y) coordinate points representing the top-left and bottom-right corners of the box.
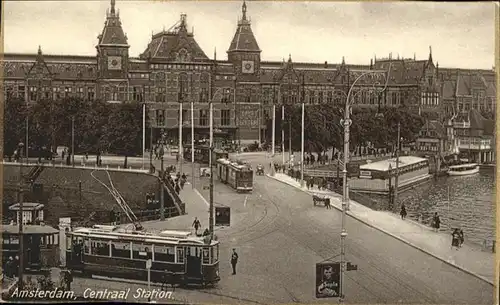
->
(163, 171), (187, 194)
(3, 256), (20, 278)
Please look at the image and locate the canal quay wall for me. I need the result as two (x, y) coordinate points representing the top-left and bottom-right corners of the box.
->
(268, 173), (494, 285)
(2, 163), (180, 226)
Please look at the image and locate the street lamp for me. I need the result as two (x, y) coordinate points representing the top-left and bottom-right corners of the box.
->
(17, 141), (25, 289)
(158, 133), (166, 221)
(339, 64), (392, 303)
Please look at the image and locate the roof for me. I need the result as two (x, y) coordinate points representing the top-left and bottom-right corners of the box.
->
(217, 158), (251, 170)
(140, 14), (209, 62)
(97, 0), (129, 47)
(227, 2), (260, 53)
(71, 226), (218, 246)
(419, 120), (445, 138)
(360, 156), (428, 172)
(9, 202), (44, 210)
(2, 225), (58, 235)
(441, 80), (455, 99)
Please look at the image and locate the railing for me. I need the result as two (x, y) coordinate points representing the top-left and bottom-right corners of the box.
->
(2, 161), (149, 174)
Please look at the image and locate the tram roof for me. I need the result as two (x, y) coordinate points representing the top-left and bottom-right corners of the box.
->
(70, 227), (219, 246)
(2, 225), (58, 235)
(217, 158), (251, 170)
(360, 156), (428, 172)
(9, 202), (44, 211)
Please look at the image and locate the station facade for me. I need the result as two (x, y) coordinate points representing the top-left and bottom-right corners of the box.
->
(1, 0), (496, 144)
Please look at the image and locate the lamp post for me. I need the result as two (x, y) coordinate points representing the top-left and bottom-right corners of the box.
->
(178, 96), (184, 175)
(339, 64), (392, 303)
(159, 134), (165, 221)
(209, 97), (214, 235)
(142, 102), (146, 170)
(191, 96), (195, 189)
(17, 141), (25, 289)
(271, 102), (276, 176)
(393, 122), (401, 211)
(71, 116), (75, 167)
(281, 104), (285, 165)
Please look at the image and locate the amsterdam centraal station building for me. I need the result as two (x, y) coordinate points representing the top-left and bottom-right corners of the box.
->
(1, 0), (496, 144)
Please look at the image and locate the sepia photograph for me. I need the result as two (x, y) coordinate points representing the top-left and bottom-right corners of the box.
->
(0, 0), (497, 304)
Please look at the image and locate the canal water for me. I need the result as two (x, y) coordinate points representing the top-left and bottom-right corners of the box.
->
(397, 169), (495, 247)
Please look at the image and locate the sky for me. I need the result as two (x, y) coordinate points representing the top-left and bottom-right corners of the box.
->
(2, 1), (498, 69)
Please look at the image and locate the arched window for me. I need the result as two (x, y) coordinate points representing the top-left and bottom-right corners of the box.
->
(178, 73), (188, 102)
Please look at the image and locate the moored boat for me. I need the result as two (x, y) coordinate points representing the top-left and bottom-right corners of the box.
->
(447, 163), (479, 176)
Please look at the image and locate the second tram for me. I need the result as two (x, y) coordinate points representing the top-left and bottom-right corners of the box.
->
(216, 158), (253, 192)
(184, 145), (229, 164)
(65, 225), (220, 287)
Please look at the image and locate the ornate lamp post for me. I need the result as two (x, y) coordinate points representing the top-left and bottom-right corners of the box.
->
(17, 141), (25, 288)
(158, 133), (166, 221)
(338, 64), (392, 303)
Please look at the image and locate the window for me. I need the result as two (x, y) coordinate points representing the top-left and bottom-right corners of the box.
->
(178, 73), (189, 102)
(181, 109), (188, 124)
(177, 247), (185, 263)
(111, 241), (131, 259)
(83, 238), (90, 254)
(154, 245), (175, 262)
(156, 87), (166, 103)
(132, 243), (152, 260)
(156, 110), (165, 126)
(64, 87), (72, 98)
(200, 88), (208, 103)
(318, 91), (323, 104)
(199, 109), (208, 126)
(53, 87), (60, 100)
(43, 87), (50, 99)
(77, 87), (84, 98)
(221, 109), (231, 126)
(87, 87), (95, 100)
(29, 87), (37, 101)
(291, 90), (298, 104)
(18, 85), (26, 99)
(133, 87), (142, 102)
(222, 88), (232, 104)
(90, 239), (110, 256)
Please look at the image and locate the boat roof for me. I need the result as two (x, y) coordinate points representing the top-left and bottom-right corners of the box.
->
(70, 226), (219, 246)
(2, 225), (58, 235)
(360, 156), (428, 172)
(449, 163), (478, 169)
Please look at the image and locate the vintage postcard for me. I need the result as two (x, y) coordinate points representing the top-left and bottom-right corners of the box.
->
(1, 1), (497, 304)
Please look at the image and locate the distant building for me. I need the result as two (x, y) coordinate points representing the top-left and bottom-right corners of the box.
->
(453, 109), (495, 163)
(1, 0), (496, 144)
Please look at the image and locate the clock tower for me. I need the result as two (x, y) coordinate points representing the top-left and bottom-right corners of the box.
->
(227, 1), (261, 82)
(96, 0), (129, 80)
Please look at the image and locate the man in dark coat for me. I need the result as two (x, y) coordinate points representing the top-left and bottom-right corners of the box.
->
(231, 248), (239, 275)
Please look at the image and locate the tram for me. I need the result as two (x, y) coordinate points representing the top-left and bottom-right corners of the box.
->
(216, 158), (253, 192)
(65, 225), (220, 287)
(184, 145), (229, 164)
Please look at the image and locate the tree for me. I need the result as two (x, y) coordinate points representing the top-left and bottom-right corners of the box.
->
(4, 97), (27, 156)
(102, 103), (144, 156)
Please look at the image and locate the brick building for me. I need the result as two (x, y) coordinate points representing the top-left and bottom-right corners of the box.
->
(1, 0), (496, 145)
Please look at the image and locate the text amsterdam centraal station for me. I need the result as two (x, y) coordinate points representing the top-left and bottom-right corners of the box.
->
(2, 0), (496, 144)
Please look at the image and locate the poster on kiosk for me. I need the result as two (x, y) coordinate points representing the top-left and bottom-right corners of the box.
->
(315, 262), (340, 298)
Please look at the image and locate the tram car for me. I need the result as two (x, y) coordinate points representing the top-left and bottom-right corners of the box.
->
(216, 158), (253, 192)
(184, 145), (229, 164)
(65, 225), (220, 287)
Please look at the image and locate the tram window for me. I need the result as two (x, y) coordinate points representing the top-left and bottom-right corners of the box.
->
(202, 248), (210, 264)
(91, 239), (110, 256)
(132, 243), (152, 260)
(112, 241), (131, 259)
(154, 245), (175, 262)
(83, 238), (90, 254)
(10, 236), (19, 244)
(177, 248), (185, 263)
(4, 237), (10, 244)
(66, 236), (72, 250)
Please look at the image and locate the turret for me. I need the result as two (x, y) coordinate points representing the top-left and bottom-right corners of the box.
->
(227, 1), (261, 80)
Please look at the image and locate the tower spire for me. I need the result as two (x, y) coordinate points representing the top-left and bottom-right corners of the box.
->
(214, 47), (217, 61)
(242, 0), (247, 21)
(110, 0), (116, 15)
(428, 45), (433, 62)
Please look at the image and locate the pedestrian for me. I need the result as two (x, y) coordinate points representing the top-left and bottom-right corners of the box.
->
(230, 248), (238, 275)
(432, 212), (441, 232)
(451, 228), (460, 250)
(5, 257), (13, 278)
(459, 229), (464, 247)
(400, 204), (407, 220)
(175, 183), (181, 194)
(65, 269), (73, 290)
(85, 152), (88, 160)
(180, 177), (186, 189)
(192, 217), (201, 235)
(62, 149), (65, 160)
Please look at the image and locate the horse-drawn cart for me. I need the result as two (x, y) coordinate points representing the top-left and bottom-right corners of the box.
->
(312, 195), (331, 207)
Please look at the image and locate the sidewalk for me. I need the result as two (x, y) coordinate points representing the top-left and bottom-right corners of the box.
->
(141, 181), (211, 234)
(268, 173), (494, 285)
